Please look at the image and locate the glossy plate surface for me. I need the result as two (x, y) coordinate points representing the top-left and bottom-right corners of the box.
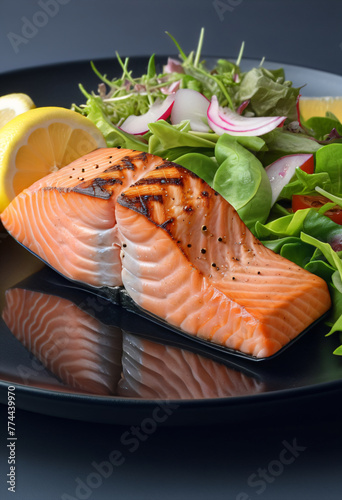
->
(1, 57), (342, 425)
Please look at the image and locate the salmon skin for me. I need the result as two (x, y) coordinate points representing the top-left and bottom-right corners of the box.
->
(115, 164), (332, 358)
(1, 148), (167, 288)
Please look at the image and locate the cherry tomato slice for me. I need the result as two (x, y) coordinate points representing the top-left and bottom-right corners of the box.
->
(292, 194), (342, 225)
(298, 155), (314, 174)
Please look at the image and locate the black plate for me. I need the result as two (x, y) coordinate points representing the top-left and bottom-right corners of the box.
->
(1, 57), (342, 425)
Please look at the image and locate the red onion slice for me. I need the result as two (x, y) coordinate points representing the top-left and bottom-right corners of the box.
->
(160, 80), (181, 95)
(207, 95), (286, 136)
(120, 95), (175, 135)
(170, 89), (210, 132)
(265, 153), (314, 205)
(236, 99), (250, 115)
(163, 58), (184, 74)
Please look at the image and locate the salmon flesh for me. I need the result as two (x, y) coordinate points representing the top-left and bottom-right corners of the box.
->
(115, 163), (331, 358)
(1, 148), (167, 287)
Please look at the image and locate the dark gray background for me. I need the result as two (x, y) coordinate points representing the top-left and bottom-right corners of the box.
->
(1, 1), (342, 499)
(1, 0), (342, 75)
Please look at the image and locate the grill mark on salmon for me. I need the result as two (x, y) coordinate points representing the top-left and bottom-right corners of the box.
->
(72, 177), (124, 198)
(115, 164), (331, 358)
(103, 155), (136, 173)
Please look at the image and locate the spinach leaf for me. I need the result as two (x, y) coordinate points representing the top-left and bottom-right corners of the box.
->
(174, 153), (218, 185)
(257, 129), (322, 166)
(212, 136), (272, 230)
(280, 240), (314, 268)
(305, 252), (336, 283)
(234, 135), (267, 152)
(262, 236), (303, 253)
(315, 143), (342, 194)
(263, 129), (322, 154)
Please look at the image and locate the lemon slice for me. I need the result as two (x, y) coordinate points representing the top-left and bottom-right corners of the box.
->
(299, 96), (342, 122)
(0, 93), (36, 129)
(0, 106), (106, 212)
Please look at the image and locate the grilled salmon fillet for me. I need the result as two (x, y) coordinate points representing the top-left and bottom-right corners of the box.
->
(1, 148), (167, 287)
(1, 147), (332, 358)
(114, 164), (331, 358)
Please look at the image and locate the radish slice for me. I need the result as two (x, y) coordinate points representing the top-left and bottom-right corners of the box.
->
(120, 95), (175, 135)
(170, 89), (210, 132)
(265, 153), (314, 205)
(207, 95), (286, 136)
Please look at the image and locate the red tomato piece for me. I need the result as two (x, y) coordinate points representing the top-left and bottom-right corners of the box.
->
(298, 155), (314, 174)
(292, 194), (342, 225)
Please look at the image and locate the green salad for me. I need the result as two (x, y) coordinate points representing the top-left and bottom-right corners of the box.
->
(73, 29), (342, 355)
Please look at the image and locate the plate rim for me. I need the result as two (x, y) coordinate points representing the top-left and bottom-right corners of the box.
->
(1, 368), (342, 408)
(2, 54), (342, 80)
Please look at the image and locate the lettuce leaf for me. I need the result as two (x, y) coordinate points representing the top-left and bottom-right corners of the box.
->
(84, 96), (148, 151)
(237, 67), (301, 121)
(279, 168), (331, 199)
(316, 143), (342, 194)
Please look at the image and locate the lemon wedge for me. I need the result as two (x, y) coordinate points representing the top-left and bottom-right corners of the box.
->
(0, 106), (106, 212)
(299, 96), (342, 122)
(0, 93), (36, 129)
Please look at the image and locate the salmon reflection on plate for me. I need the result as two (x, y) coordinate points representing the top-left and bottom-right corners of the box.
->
(118, 331), (266, 400)
(2, 281), (265, 399)
(2, 288), (122, 395)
